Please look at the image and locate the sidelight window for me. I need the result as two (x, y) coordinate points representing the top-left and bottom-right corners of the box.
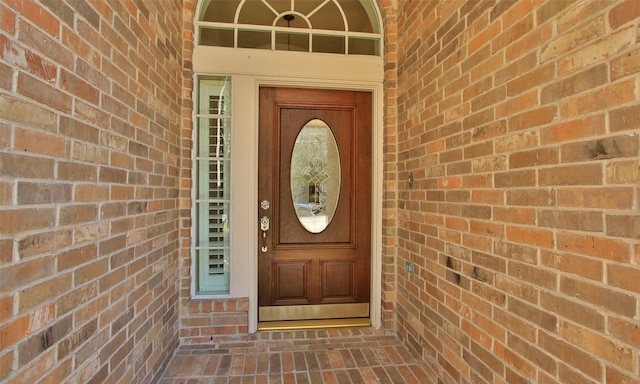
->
(195, 76), (232, 294)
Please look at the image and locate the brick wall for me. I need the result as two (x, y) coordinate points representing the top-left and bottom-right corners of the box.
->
(394, 1), (640, 383)
(176, 1), (250, 343)
(379, 0), (400, 333)
(0, 1), (183, 383)
(180, 298), (249, 344)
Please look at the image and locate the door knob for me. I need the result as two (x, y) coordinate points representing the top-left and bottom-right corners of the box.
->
(260, 216), (270, 231)
(260, 216), (270, 252)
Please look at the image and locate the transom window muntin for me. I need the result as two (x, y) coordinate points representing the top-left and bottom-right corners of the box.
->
(197, 0), (382, 55)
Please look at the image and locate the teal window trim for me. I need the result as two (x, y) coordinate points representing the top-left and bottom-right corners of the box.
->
(194, 75), (232, 295)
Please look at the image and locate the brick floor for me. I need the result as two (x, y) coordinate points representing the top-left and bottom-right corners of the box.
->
(158, 327), (430, 383)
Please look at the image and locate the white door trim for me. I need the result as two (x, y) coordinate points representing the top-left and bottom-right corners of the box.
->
(193, 47), (384, 333)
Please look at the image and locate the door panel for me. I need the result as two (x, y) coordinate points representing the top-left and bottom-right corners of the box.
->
(321, 260), (355, 301)
(274, 260), (311, 305)
(258, 87), (371, 322)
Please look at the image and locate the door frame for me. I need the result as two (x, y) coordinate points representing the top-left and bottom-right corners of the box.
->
(193, 47), (384, 333)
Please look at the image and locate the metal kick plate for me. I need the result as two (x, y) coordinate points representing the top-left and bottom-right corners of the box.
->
(258, 303), (369, 322)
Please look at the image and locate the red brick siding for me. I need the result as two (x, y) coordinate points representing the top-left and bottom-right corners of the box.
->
(393, 1), (640, 383)
(378, 0), (400, 332)
(180, 298), (249, 343)
(0, 0), (183, 383)
(176, 1), (250, 342)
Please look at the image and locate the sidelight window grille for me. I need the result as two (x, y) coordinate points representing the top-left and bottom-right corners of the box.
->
(195, 76), (232, 294)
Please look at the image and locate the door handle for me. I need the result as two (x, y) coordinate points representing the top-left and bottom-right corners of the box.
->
(260, 216), (270, 252)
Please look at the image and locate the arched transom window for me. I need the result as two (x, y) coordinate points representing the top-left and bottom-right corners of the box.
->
(197, 0), (382, 56)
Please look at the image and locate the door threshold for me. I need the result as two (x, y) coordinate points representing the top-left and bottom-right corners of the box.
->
(258, 318), (370, 331)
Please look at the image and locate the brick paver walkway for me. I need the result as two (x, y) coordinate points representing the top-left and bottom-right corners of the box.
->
(158, 327), (430, 383)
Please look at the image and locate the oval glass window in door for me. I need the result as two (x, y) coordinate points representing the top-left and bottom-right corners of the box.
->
(290, 119), (341, 233)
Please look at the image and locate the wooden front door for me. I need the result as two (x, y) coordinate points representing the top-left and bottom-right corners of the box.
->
(258, 87), (372, 322)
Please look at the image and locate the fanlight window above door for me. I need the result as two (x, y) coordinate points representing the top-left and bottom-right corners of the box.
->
(197, 0), (382, 56)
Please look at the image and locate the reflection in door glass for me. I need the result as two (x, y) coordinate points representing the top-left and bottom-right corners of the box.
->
(290, 119), (340, 233)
